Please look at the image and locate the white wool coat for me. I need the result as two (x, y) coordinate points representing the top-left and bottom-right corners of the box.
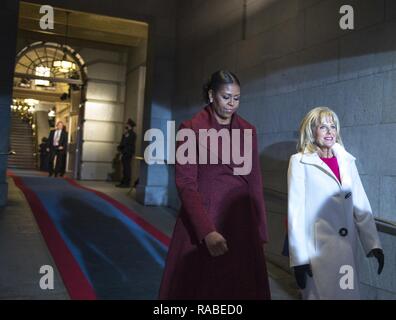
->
(287, 143), (382, 299)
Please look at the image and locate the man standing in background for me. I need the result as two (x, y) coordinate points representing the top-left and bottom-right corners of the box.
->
(116, 118), (136, 188)
(39, 137), (50, 172)
(47, 121), (68, 177)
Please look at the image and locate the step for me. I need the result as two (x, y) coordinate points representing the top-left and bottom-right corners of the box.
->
(8, 155), (36, 159)
(10, 140), (34, 143)
(10, 131), (32, 133)
(10, 132), (33, 136)
(9, 149), (35, 152)
(8, 161), (36, 164)
(8, 164), (37, 168)
(11, 126), (32, 130)
(10, 141), (35, 145)
(10, 138), (34, 141)
(11, 134), (33, 136)
(8, 158), (36, 162)
(9, 142), (34, 145)
(10, 129), (32, 133)
(11, 122), (32, 125)
(8, 158), (36, 161)
(8, 163), (36, 166)
(9, 146), (35, 150)
(11, 131), (33, 134)
(9, 145), (34, 148)
(10, 136), (34, 139)
(10, 140), (35, 143)
(9, 156), (36, 158)
(8, 149), (35, 151)
(11, 128), (32, 131)
(8, 155), (36, 157)
(9, 155), (36, 159)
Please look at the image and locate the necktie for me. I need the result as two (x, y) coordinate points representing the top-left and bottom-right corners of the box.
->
(54, 130), (60, 146)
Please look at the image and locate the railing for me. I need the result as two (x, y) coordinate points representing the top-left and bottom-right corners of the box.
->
(0, 151), (16, 155)
(375, 218), (396, 236)
(32, 115), (39, 169)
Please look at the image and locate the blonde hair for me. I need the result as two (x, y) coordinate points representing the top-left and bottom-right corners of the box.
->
(297, 107), (343, 153)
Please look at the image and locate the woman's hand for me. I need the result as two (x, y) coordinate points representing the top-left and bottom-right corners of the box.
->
(368, 248), (384, 274)
(204, 231), (228, 257)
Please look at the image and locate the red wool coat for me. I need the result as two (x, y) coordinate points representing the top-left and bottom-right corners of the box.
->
(158, 105), (271, 300)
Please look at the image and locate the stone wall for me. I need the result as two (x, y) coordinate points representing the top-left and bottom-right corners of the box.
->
(171, 0), (396, 298)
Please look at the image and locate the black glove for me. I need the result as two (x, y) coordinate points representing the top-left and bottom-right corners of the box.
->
(293, 264), (313, 289)
(367, 248), (384, 275)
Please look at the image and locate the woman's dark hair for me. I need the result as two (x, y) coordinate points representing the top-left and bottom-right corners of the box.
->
(203, 70), (241, 103)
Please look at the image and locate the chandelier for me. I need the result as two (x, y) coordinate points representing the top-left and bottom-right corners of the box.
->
(52, 11), (76, 74)
(34, 65), (51, 86)
(53, 58), (76, 73)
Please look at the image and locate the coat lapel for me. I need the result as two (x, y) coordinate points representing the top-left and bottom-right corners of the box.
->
(301, 152), (342, 187)
(332, 143), (355, 190)
(300, 143), (356, 189)
(193, 105), (249, 183)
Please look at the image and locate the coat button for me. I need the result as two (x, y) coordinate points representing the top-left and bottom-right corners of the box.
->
(345, 192), (352, 199)
(339, 228), (348, 236)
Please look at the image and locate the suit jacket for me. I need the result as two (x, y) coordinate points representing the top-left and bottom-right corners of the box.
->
(48, 129), (68, 151)
(118, 129), (136, 156)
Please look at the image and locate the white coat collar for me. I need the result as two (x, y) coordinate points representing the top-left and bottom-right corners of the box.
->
(300, 143), (355, 187)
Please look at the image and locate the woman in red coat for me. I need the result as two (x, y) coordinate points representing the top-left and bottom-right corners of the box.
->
(159, 70), (271, 300)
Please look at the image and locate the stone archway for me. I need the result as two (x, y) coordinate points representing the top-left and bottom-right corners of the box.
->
(13, 41), (88, 178)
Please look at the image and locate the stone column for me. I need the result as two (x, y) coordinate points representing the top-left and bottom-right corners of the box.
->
(0, 0), (19, 206)
(35, 103), (51, 143)
(135, 19), (175, 206)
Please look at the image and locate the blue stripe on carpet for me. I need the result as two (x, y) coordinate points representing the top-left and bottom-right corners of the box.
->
(18, 176), (167, 299)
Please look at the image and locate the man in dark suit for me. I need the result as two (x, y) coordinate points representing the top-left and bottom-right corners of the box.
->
(47, 121), (68, 177)
(39, 137), (50, 171)
(116, 119), (136, 188)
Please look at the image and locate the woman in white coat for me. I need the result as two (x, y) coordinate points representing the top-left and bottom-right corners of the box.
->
(287, 107), (384, 300)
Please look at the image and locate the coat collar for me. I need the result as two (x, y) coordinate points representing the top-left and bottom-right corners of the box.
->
(194, 104), (241, 131)
(190, 105), (249, 182)
(300, 143), (356, 188)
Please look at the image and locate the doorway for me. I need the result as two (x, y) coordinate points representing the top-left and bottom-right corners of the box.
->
(14, 2), (149, 182)
(13, 41), (87, 178)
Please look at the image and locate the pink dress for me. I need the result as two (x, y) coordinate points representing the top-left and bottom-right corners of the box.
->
(320, 156), (341, 183)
